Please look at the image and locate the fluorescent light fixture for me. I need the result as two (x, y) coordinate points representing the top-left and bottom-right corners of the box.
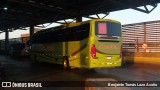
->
(4, 7), (8, 10)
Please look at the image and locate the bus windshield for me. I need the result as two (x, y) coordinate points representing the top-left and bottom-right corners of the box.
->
(95, 22), (121, 37)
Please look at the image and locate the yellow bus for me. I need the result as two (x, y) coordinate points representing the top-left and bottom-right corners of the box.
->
(30, 19), (122, 69)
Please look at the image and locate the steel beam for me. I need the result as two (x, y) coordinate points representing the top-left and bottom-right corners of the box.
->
(6, 0), (75, 16)
(132, 4), (157, 14)
(5, 29), (9, 54)
(29, 26), (34, 39)
(76, 16), (82, 22)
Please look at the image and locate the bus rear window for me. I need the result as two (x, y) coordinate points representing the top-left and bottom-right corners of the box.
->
(95, 22), (121, 36)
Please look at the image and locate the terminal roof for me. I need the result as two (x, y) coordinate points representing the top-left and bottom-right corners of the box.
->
(0, 0), (160, 32)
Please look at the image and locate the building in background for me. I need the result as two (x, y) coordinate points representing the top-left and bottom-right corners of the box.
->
(122, 20), (160, 53)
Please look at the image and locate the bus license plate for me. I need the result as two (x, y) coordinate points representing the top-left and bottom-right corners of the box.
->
(106, 57), (111, 59)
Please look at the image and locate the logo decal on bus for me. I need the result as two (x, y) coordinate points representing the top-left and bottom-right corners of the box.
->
(99, 44), (119, 49)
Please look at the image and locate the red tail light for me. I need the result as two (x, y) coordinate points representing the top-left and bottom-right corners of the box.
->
(120, 46), (122, 58)
(91, 44), (97, 59)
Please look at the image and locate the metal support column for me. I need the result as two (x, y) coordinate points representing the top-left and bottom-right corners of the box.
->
(144, 22), (147, 52)
(5, 29), (9, 54)
(29, 26), (34, 39)
(136, 39), (139, 52)
(76, 16), (82, 22)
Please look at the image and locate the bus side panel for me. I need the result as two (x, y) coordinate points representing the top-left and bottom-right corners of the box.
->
(31, 42), (64, 64)
(31, 39), (90, 67)
(68, 38), (89, 68)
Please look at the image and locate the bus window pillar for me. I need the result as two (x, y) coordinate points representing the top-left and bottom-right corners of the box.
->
(30, 26), (34, 39)
(5, 29), (9, 54)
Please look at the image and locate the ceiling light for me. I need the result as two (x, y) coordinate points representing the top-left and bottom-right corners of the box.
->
(4, 7), (8, 10)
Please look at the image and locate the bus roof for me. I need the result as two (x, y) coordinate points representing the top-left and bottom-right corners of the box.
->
(35, 19), (121, 35)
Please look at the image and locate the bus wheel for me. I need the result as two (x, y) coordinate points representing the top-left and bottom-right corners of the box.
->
(63, 57), (70, 71)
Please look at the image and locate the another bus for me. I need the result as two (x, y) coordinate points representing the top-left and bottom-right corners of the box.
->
(30, 19), (122, 69)
(9, 43), (29, 56)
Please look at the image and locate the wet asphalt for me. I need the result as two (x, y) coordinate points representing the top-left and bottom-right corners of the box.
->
(0, 55), (160, 90)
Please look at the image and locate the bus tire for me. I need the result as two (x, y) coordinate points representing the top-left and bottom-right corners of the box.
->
(63, 57), (70, 71)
